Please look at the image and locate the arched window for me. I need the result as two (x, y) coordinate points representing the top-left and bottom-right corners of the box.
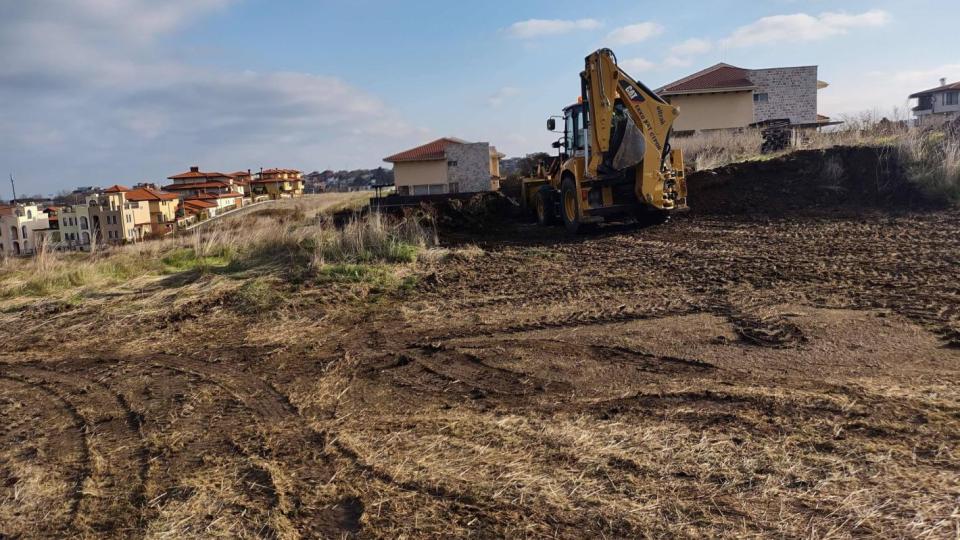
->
(22, 225), (28, 239)
(12, 241), (20, 255)
(80, 216), (89, 230)
(11, 226), (18, 240)
(26, 210), (32, 219)
(81, 231), (90, 244)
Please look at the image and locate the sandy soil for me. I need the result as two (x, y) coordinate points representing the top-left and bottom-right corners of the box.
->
(1, 210), (959, 538)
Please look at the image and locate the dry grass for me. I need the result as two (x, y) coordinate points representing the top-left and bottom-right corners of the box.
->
(675, 114), (960, 203)
(675, 129), (764, 171)
(0, 196), (432, 300)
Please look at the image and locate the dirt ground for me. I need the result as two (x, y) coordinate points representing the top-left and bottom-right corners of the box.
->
(1, 208), (959, 538)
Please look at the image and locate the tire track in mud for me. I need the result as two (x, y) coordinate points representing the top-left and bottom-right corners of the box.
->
(0, 374), (90, 536)
(419, 304), (697, 343)
(136, 355), (359, 537)
(1, 365), (148, 536)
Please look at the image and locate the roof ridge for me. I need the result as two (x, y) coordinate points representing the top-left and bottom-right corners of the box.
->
(658, 63), (743, 93)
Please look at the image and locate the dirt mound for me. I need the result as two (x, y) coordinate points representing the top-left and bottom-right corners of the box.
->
(686, 146), (940, 215)
(420, 191), (518, 233)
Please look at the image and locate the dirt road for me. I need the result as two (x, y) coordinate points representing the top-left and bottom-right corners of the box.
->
(2, 211), (959, 538)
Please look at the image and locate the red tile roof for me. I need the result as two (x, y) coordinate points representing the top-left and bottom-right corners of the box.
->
(125, 187), (179, 202)
(261, 168), (301, 174)
(658, 64), (755, 95)
(162, 181), (231, 191)
(168, 169), (231, 180)
(384, 138), (466, 163)
(104, 184), (132, 193)
(183, 199), (217, 210)
(910, 81), (960, 98)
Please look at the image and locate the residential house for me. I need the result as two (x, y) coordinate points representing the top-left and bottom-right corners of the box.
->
(58, 203), (94, 250)
(910, 79), (960, 127)
(164, 166), (246, 200)
(125, 186), (181, 236)
(181, 199), (218, 221)
(657, 63), (831, 133)
(228, 171), (253, 198)
(184, 191), (243, 215)
(0, 204), (50, 256)
(384, 138), (503, 196)
(86, 185), (153, 244)
(250, 169), (304, 200)
(30, 206), (68, 249)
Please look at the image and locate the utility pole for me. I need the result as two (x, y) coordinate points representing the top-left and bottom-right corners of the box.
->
(9, 173), (17, 204)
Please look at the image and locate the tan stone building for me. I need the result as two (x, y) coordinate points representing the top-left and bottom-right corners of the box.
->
(657, 63), (831, 133)
(384, 138), (503, 196)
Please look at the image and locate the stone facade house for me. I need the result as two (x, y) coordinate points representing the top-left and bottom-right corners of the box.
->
(910, 79), (960, 127)
(384, 138), (504, 196)
(657, 63), (831, 132)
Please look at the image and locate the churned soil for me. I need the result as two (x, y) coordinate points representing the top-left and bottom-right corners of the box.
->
(2, 196), (959, 536)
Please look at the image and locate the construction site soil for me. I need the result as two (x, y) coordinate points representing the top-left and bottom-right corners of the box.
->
(2, 151), (959, 538)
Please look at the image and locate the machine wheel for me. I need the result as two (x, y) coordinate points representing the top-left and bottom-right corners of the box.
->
(534, 186), (557, 226)
(560, 176), (581, 234)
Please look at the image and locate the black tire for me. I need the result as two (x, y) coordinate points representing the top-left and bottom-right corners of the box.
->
(534, 186), (557, 226)
(560, 176), (581, 234)
(635, 206), (670, 227)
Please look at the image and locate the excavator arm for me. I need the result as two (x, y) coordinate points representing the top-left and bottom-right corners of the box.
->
(583, 49), (686, 210)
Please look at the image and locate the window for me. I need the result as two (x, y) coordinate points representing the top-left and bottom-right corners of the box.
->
(126, 214), (131, 223)
(449, 182), (460, 194)
(754, 93), (769, 103)
(946, 91), (960, 106)
(80, 216), (88, 230)
(22, 225), (28, 239)
(447, 160), (458, 167)
(26, 210), (32, 219)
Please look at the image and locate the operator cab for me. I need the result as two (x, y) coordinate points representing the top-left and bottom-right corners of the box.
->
(546, 103), (587, 158)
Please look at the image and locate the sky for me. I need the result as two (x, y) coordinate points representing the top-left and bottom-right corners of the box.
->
(2, 0), (959, 196)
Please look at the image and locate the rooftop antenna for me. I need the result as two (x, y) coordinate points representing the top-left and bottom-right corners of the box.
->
(9, 173), (17, 204)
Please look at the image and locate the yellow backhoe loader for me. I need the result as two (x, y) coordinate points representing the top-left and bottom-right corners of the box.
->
(519, 48), (687, 232)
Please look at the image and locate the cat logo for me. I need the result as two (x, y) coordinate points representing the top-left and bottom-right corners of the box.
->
(623, 85), (640, 101)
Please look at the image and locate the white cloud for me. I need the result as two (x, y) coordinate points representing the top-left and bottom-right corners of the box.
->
(722, 9), (890, 48)
(507, 18), (601, 39)
(819, 63), (960, 119)
(487, 86), (520, 108)
(670, 38), (712, 57)
(607, 22), (664, 45)
(663, 56), (694, 68)
(0, 0), (419, 193)
(891, 64), (960, 86)
(621, 58), (656, 73)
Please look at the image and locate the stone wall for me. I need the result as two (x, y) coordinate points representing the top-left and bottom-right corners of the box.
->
(749, 66), (818, 125)
(445, 143), (493, 193)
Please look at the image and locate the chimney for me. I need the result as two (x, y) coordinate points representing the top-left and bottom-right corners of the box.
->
(941, 78), (948, 87)
(190, 166), (199, 173)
